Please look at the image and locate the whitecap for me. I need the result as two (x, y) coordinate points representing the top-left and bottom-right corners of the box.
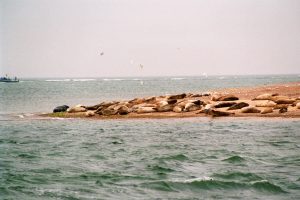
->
(172, 176), (213, 183)
(184, 176), (213, 183)
(171, 77), (185, 80)
(72, 79), (96, 82)
(45, 79), (71, 82)
(103, 78), (124, 81)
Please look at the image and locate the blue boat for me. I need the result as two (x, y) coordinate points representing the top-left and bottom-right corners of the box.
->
(0, 75), (19, 83)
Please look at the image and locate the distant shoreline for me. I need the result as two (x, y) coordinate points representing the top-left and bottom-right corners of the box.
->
(42, 81), (300, 119)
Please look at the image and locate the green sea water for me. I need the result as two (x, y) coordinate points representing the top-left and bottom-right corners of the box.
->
(0, 75), (300, 199)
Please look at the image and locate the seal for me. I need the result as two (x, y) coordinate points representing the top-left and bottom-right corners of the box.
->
(118, 105), (130, 115)
(155, 101), (173, 112)
(137, 107), (156, 113)
(67, 105), (86, 113)
(279, 107), (288, 113)
(252, 93), (278, 100)
(173, 106), (183, 113)
(53, 105), (69, 113)
(167, 93), (187, 100)
(214, 102), (237, 108)
(211, 94), (239, 101)
(273, 104), (289, 110)
(184, 102), (201, 112)
(274, 98), (295, 104)
(241, 106), (261, 113)
(207, 109), (234, 117)
(255, 100), (276, 107)
(227, 102), (249, 110)
(85, 111), (95, 117)
(260, 107), (273, 114)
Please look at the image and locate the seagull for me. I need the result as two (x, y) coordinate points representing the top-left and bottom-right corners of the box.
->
(100, 52), (104, 56)
(139, 64), (143, 70)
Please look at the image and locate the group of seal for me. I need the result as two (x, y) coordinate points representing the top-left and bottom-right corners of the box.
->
(52, 92), (300, 118)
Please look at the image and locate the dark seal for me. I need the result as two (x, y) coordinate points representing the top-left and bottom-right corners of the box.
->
(53, 105), (69, 113)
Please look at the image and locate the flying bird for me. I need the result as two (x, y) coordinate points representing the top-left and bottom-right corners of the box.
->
(100, 52), (104, 56)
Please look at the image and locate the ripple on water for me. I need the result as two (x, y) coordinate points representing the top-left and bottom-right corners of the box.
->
(222, 155), (246, 164)
(214, 171), (262, 180)
(155, 154), (190, 162)
(140, 178), (287, 194)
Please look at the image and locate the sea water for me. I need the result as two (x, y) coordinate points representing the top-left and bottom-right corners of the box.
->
(0, 75), (300, 199)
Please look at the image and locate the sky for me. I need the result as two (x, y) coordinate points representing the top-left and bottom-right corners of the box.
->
(0, 0), (299, 77)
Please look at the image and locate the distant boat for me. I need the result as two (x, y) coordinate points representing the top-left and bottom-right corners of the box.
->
(0, 75), (19, 83)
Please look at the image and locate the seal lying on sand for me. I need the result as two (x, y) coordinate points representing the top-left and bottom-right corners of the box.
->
(207, 109), (234, 117)
(252, 93), (278, 100)
(241, 106), (261, 113)
(214, 102), (237, 108)
(227, 102), (249, 110)
(255, 100), (276, 107)
(260, 107), (273, 114)
(53, 105), (69, 113)
(211, 94), (239, 101)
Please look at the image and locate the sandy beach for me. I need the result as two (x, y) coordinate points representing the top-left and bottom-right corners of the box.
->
(43, 81), (300, 119)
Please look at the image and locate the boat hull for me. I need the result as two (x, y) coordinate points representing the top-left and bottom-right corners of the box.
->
(0, 80), (19, 83)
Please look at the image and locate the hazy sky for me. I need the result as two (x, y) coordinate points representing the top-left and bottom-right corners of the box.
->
(0, 0), (299, 77)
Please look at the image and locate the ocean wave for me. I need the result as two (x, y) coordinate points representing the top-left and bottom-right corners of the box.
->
(72, 79), (96, 82)
(45, 79), (71, 82)
(155, 153), (189, 161)
(141, 178), (286, 193)
(222, 155), (246, 163)
(103, 78), (125, 81)
(213, 171), (263, 182)
(170, 77), (185, 80)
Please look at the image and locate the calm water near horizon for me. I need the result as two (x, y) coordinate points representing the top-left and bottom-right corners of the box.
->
(1, 75), (300, 199)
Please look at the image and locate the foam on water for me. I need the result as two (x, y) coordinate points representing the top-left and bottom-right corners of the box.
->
(72, 79), (96, 82)
(45, 79), (71, 82)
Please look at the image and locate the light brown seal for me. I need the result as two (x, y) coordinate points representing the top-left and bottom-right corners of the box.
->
(260, 107), (273, 114)
(255, 100), (276, 107)
(241, 106), (261, 113)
